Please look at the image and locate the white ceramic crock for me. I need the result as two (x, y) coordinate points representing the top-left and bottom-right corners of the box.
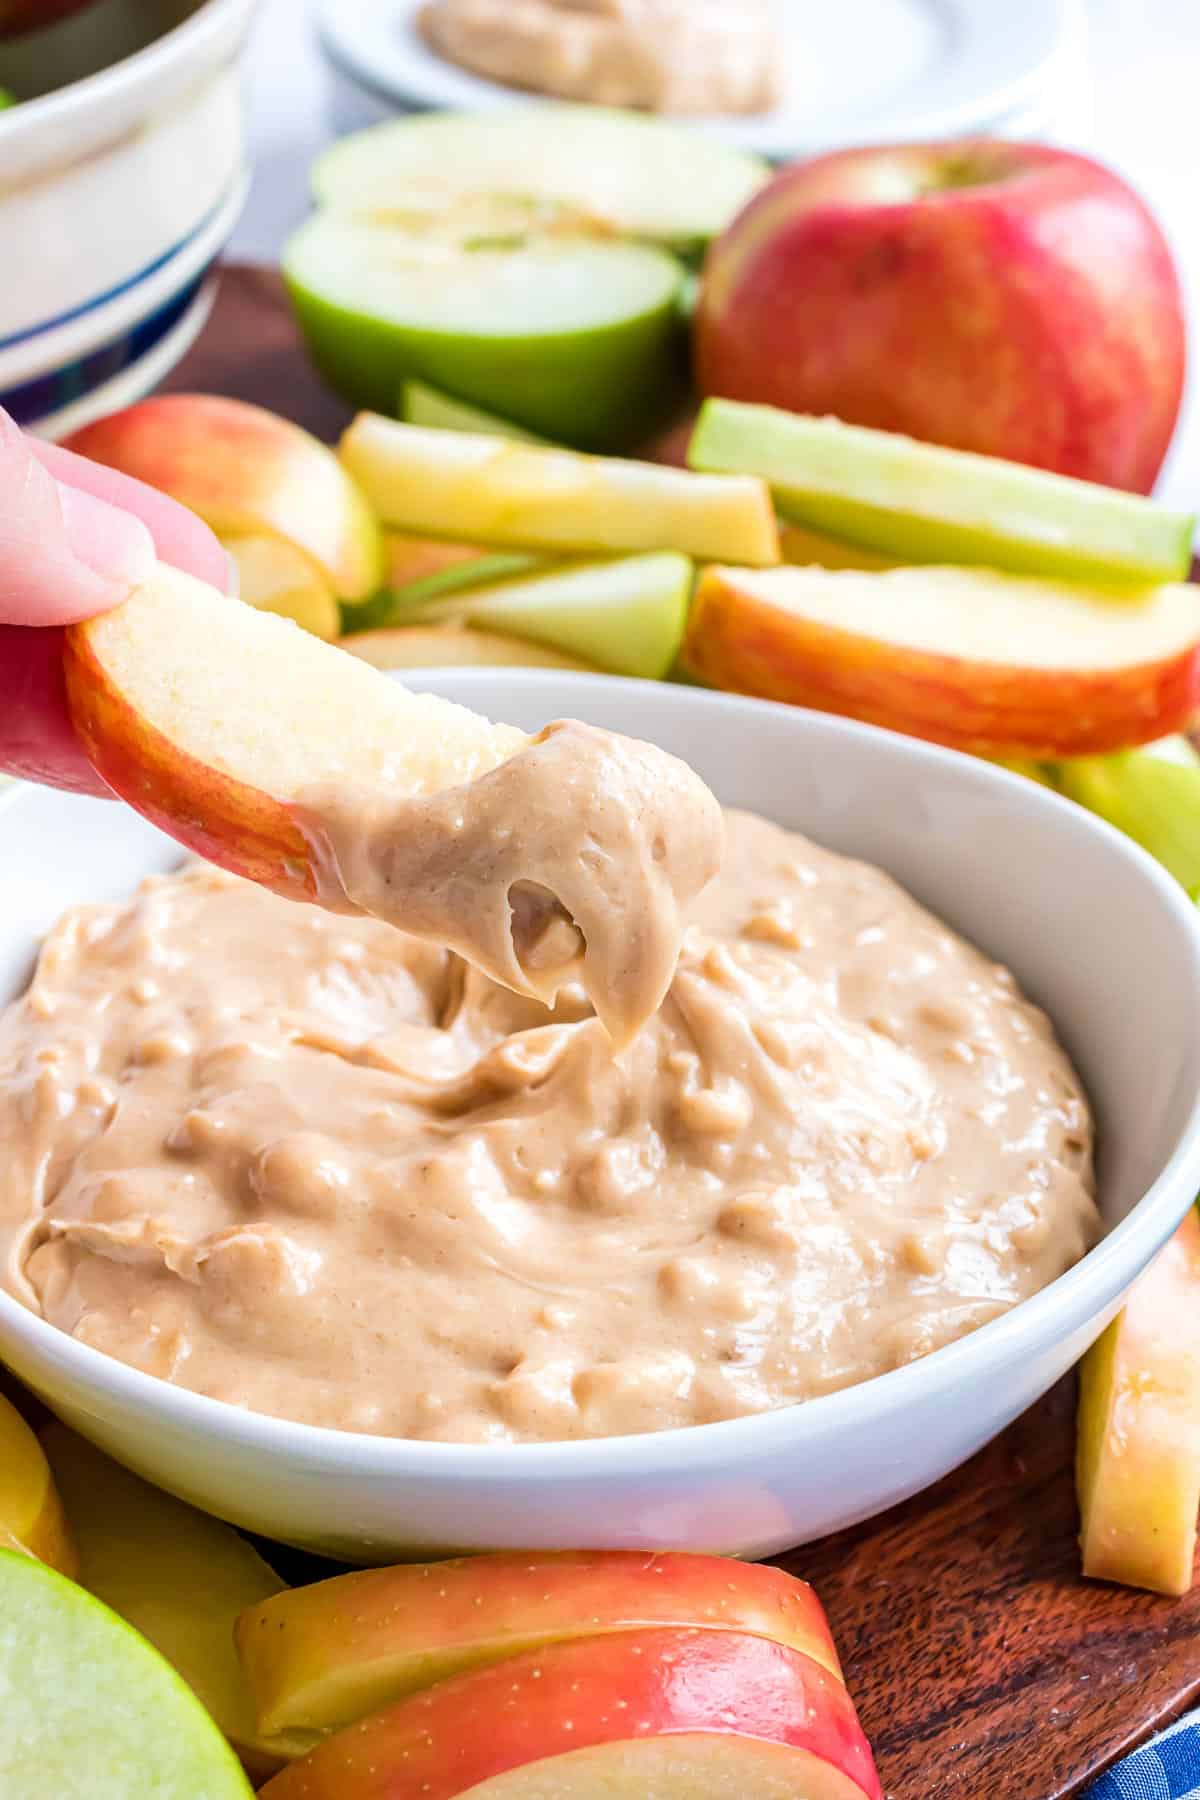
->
(2, 677), (1199, 1562)
(0, 0), (256, 432)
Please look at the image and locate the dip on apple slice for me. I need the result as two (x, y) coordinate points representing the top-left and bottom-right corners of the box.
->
(64, 565), (723, 1045)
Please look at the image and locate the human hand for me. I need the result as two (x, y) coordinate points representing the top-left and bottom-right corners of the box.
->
(0, 406), (227, 794)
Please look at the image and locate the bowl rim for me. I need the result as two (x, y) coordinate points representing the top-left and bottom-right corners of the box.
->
(0, 0), (256, 185)
(4, 677), (1200, 1478)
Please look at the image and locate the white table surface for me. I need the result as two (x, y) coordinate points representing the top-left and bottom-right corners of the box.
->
(228, 0), (1200, 517)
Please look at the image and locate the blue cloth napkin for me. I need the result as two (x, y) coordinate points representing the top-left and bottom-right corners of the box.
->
(1086, 1709), (1200, 1798)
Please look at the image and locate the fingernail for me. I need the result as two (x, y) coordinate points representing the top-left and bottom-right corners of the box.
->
(58, 482), (156, 600)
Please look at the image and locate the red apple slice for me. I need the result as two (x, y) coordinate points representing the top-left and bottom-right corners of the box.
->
(272, 1735), (870, 1799)
(236, 1551), (841, 1750)
(257, 1628), (881, 1800)
(66, 395), (384, 601)
(61, 562), (525, 898)
(684, 563), (1200, 756)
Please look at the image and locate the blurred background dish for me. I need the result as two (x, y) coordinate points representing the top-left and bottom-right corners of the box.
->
(0, 174), (247, 434)
(317, 0), (1071, 157)
(0, 0), (256, 436)
(15, 273), (220, 441)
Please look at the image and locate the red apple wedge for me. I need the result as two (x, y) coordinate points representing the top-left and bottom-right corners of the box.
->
(258, 1628), (881, 1800)
(236, 1551), (841, 1751)
(65, 395), (383, 601)
(684, 564), (1200, 757)
(60, 562), (525, 898)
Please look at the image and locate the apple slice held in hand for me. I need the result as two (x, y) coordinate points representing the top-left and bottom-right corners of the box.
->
(236, 1550), (842, 1751)
(258, 1627), (880, 1800)
(689, 401), (1196, 585)
(339, 415), (780, 566)
(1077, 1206), (1200, 1595)
(0, 1549), (253, 1799)
(65, 395), (384, 601)
(62, 561), (525, 898)
(683, 563), (1200, 757)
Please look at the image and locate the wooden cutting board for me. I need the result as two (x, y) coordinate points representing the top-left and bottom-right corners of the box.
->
(160, 264), (1200, 1799)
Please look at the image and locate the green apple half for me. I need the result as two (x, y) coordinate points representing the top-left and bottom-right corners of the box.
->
(286, 215), (687, 452)
(0, 1547), (253, 1798)
(286, 107), (764, 450)
(309, 106), (768, 256)
(689, 400), (1196, 585)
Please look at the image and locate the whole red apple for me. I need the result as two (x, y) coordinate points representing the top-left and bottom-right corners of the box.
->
(694, 140), (1185, 494)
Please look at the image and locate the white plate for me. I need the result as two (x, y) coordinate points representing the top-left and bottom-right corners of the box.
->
(318, 0), (1070, 160)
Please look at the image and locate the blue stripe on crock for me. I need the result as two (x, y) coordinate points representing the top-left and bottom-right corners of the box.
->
(0, 184), (233, 354)
(0, 270), (209, 426)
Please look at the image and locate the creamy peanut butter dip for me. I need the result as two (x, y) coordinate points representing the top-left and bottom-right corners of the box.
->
(418, 0), (782, 117)
(298, 720), (723, 1050)
(0, 802), (1097, 1442)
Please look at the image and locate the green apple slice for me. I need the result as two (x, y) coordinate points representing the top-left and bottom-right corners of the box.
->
(689, 400), (1197, 584)
(0, 1548), (253, 1798)
(309, 106), (768, 255)
(401, 380), (549, 444)
(1054, 743), (1200, 900)
(284, 215), (687, 450)
(423, 553), (692, 680)
(347, 551), (548, 635)
(340, 416), (779, 564)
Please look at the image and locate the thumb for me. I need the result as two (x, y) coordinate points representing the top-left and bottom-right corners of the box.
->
(0, 409), (155, 626)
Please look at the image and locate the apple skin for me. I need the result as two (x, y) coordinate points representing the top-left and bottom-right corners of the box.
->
(60, 563), (523, 902)
(236, 1550), (841, 1747)
(1077, 1206), (1200, 1595)
(695, 140), (1185, 494)
(683, 565), (1200, 758)
(63, 615), (316, 898)
(257, 1628), (881, 1800)
(65, 395), (384, 600)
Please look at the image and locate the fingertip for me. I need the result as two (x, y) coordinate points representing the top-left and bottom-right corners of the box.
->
(58, 484), (156, 609)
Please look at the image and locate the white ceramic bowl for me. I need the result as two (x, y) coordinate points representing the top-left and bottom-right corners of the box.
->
(2, 676), (1200, 1562)
(0, 0), (256, 433)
